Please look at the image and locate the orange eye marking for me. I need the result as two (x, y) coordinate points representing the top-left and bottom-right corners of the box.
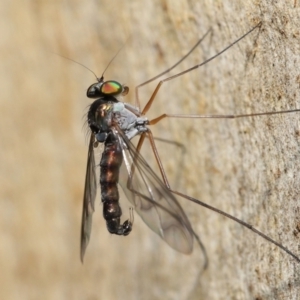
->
(101, 81), (122, 95)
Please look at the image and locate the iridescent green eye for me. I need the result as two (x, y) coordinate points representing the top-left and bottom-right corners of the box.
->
(100, 81), (122, 96)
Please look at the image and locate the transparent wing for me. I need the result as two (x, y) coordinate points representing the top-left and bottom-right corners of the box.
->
(80, 133), (97, 262)
(114, 128), (194, 254)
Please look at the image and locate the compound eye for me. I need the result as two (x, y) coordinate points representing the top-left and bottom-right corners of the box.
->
(100, 81), (123, 96)
(87, 82), (103, 98)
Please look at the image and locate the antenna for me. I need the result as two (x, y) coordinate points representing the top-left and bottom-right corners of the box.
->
(50, 51), (99, 81)
(51, 39), (129, 82)
(101, 39), (129, 78)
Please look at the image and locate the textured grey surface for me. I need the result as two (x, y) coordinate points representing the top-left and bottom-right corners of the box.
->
(1, 0), (300, 299)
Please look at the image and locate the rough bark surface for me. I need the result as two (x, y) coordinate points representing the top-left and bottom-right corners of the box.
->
(1, 1), (300, 299)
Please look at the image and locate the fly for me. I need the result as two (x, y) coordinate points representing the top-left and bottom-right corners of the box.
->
(79, 22), (300, 266)
(81, 79), (203, 261)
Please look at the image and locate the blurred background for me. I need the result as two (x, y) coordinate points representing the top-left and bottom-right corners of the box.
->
(1, 0), (300, 299)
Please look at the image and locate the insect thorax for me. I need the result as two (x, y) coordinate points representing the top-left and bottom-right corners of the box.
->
(88, 97), (149, 142)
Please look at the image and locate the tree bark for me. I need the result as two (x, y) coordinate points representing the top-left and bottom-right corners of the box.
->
(1, 0), (300, 299)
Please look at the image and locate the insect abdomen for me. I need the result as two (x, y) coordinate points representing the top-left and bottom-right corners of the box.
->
(100, 136), (124, 234)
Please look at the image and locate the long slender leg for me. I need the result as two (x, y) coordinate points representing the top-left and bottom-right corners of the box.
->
(128, 132), (185, 191)
(125, 133), (208, 269)
(171, 189), (300, 263)
(126, 132), (173, 194)
(126, 133), (146, 191)
(145, 129), (300, 263)
(145, 130), (171, 188)
(126, 180), (209, 270)
(134, 29), (212, 109)
(148, 108), (300, 125)
(142, 23), (262, 115)
(151, 136), (187, 188)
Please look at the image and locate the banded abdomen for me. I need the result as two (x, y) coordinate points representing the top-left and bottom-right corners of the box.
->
(100, 133), (132, 235)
